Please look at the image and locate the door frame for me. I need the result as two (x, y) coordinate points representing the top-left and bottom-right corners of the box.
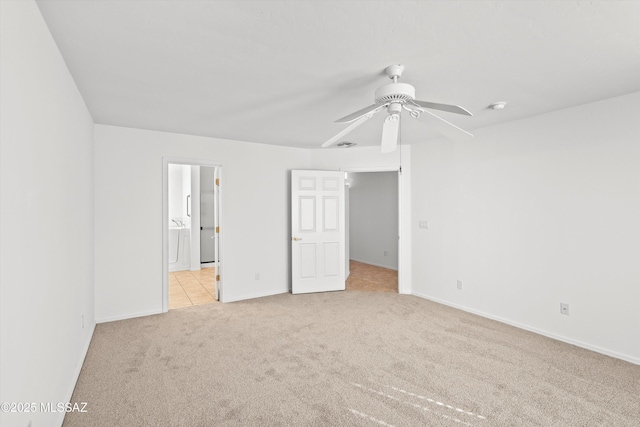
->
(341, 166), (406, 294)
(162, 157), (223, 311)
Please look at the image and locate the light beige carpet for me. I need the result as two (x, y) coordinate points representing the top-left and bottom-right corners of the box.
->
(63, 291), (639, 426)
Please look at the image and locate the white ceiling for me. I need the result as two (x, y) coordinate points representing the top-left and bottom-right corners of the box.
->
(36, 0), (640, 150)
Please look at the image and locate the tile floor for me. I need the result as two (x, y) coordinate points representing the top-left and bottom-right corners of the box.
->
(345, 260), (398, 293)
(169, 268), (217, 309)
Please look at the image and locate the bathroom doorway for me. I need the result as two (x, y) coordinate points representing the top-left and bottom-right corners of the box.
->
(162, 158), (222, 312)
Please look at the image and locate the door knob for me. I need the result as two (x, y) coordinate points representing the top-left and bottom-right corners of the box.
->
(292, 237), (302, 241)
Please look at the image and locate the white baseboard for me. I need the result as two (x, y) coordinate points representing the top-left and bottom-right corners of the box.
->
(411, 291), (639, 366)
(95, 308), (163, 324)
(222, 289), (288, 303)
(57, 322), (96, 426)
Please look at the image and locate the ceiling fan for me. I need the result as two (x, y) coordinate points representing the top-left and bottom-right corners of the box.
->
(321, 64), (473, 153)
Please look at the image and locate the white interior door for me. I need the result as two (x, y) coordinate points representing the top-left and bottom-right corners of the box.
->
(291, 170), (345, 294)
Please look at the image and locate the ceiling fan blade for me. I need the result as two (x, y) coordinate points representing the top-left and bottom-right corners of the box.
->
(414, 109), (474, 141)
(321, 114), (373, 148)
(381, 114), (400, 153)
(335, 102), (387, 123)
(409, 99), (472, 116)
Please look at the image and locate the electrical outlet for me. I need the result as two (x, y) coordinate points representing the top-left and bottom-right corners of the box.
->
(384, 250), (388, 256)
(254, 273), (260, 280)
(457, 280), (463, 290)
(419, 220), (429, 229)
(560, 303), (569, 315)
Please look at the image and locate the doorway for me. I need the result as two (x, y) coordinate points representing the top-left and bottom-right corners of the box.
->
(345, 170), (399, 293)
(162, 158), (222, 311)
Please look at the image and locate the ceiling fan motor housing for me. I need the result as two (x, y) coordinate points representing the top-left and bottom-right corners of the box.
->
(375, 82), (416, 104)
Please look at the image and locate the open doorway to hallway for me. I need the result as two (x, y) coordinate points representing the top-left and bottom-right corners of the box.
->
(345, 171), (399, 293)
(163, 160), (222, 311)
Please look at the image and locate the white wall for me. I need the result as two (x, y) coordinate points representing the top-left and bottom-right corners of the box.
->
(0, 2), (96, 426)
(349, 172), (399, 269)
(311, 146), (412, 293)
(94, 125), (310, 321)
(411, 92), (640, 363)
